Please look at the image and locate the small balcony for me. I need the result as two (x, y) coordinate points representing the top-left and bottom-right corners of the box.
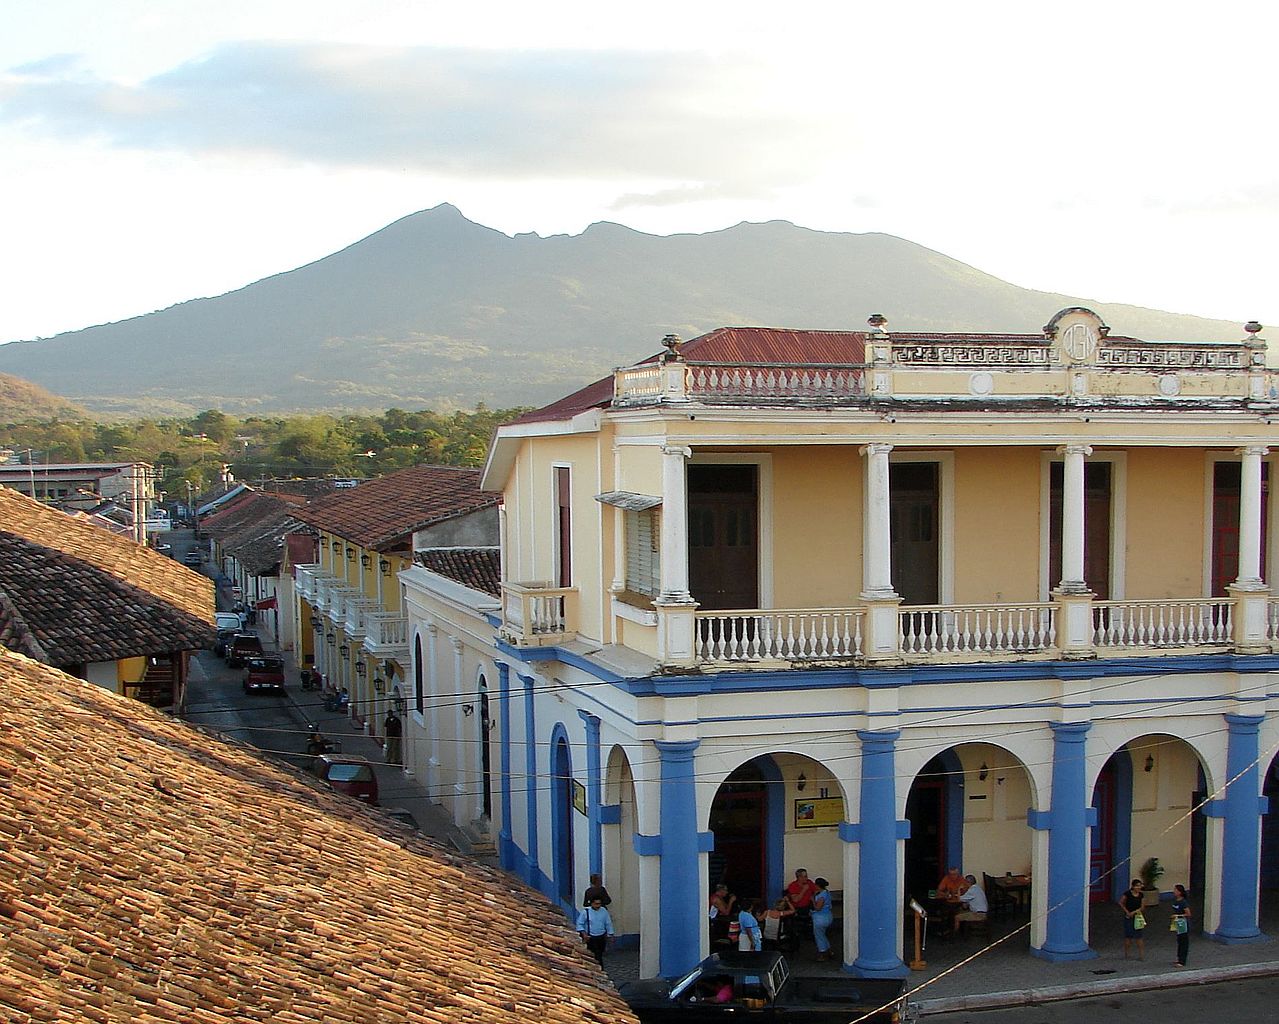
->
(294, 563), (322, 603)
(364, 612), (409, 659)
(500, 583), (579, 646)
(345, 596), (379, 638)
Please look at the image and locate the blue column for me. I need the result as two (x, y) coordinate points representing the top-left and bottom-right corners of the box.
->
(1030, 722), (1097, 961)
(850, 729), (909, 978)
(522, 674), (540, 887)
(656, 739), (704, 978)
(1211, 714), (1267, 942)
(578, 710), (603, 878)
(497, 663), (514, 871)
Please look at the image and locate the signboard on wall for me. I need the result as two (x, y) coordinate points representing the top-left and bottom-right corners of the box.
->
(573, 780), (588, 816)
(794, 797), (843, 829)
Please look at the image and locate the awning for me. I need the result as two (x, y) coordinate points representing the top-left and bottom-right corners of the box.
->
(255, 596), (278, 610)
(594, 490), (662, 512)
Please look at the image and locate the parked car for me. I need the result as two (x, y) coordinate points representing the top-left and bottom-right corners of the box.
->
(181, 548), (204, 567)
(225, 632), (263, 668)
(215, 611), (244, 631)
(619, 951), (908, 1023)
(312, 755), (379, 805)
(242, 655), (285, 694)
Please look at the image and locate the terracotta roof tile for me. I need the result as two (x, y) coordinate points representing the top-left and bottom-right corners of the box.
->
(0, 487), (214, 625)
(416, 547), (502, 598)
(0, 650), (635, 1023)
(294, 466), (498, 551)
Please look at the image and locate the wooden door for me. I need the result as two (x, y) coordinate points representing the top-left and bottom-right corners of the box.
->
(1089, 760), (1116, 902)
(1049, 461), (1112, 598)
(1212, 461), (1270, 596)
(688, 464), (759, 611)
(890, 462), (940, 605)
(905, 774), (946, 902)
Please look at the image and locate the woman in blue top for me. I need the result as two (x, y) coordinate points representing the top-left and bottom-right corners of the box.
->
(1170, 883), (1191, 967)
(738, 900), (765, 951)
(810, 877), (835, 960)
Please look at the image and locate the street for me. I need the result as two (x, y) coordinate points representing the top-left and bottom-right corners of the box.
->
(923, 974), (1279, 1023)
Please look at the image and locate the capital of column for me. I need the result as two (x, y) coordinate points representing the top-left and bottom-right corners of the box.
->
(860, 442), (894, 458)
(1057, 444), (1094, 458)
(1237, 446), (1271, 458)
(655, 738), (700, 762)
(577, 709), (602, 732)
(425, 623), (438, 637)
(661, 444), (693, 459)
(1050, 720), (1092, 743)
(448, 635), (464, 654)
(1225, 713), (1264, 735)
(857, 728), (901, 750)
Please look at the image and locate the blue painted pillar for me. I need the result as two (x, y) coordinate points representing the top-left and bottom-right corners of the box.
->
(656, 739), (704, 978)
(850, 729), (909, 977)
(579, 710), (603, 878)
(522, 673), (540, 886)
(1212, 713), (1267, 942)
(1030, 721), (1097, 961)
(497, 663), (514, 871)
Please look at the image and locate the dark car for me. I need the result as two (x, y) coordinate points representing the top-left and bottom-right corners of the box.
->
(181, 548), (204, 567)
(225, 632), (263, 668)
(242, 655), (285, 694)
(312, 754), (379, 805)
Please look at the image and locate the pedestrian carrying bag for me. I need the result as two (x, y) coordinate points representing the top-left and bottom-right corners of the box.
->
(1133, 911), (1146, 930)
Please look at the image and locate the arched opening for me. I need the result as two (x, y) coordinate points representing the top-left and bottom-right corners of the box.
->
(478, 674), (493, 822)
(904, 750), (963, 904)
(413, 634), (424, 715)
(551, 731), (576, 909)
(604, 746), (640, 936)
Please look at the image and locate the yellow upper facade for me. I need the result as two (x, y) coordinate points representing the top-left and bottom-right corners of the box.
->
(485, 309), (1279, 671)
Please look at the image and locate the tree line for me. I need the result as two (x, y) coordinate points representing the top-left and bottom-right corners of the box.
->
(0, 406), (526, 501)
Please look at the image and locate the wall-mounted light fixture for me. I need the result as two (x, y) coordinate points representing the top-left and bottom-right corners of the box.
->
(978, 762), (989, 781)
(331, 540), (341, 553)
(373, 674), (385, 694)
(1144, 754), (1155, 773)
(796, 772), (807, 792)
(355, 661), (367, 678)
(326, 631), (336, 643)
(339, 644), (350, 658)
(384, 660), (396, 679)
(361, 553), (372, 569)
(462, 704), (475, 717)
(345, 546), (355, 562)
(309, 613), (322, 628)
(380, 558), (392, 576)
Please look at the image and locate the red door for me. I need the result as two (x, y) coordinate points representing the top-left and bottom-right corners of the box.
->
(1090, 761), (1116, 902)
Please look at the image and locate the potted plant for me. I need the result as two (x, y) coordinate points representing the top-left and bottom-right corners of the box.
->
(1139, 857), (1165, 906)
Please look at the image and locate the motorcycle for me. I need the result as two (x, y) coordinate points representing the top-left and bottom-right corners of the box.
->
(305, 727), (333, 757)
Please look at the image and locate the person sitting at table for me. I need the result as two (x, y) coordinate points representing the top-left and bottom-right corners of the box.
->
(785, 868), (818, 912)
(951, 875), (989, 936)
(936, 866), (969, 899)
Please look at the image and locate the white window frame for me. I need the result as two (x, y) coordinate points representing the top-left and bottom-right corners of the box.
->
(886, 450), (955, 607)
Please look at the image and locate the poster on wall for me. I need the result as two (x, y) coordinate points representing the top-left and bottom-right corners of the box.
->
(573, 780), (588, 816)
(794, 796), (843, 828)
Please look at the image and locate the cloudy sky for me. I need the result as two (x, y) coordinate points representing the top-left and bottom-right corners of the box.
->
(2, 0), (1276, 344)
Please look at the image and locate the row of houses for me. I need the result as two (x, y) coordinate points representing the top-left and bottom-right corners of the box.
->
(266, 307), (1279, 982)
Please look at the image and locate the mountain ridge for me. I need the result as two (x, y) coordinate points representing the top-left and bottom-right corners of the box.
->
(0, 206), (1250, 417)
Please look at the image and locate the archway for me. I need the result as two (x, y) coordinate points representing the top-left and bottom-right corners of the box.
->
(550, 728), (575, 909)
(604, 745), (641, 936)
(477, 673), (493, 822)
(905, 750), (962, 904)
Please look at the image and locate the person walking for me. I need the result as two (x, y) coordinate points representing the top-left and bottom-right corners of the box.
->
(383, 709), (403, 765)
(810, 877), (835, 961)
(1120, 878), (1146, 960)
(582, 873), (612, 907)
(1170, 883), (1191, 967)
(576, 897), (614, 967)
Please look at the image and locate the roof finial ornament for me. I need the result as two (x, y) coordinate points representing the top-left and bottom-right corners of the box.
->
(1245, 321), (1263, 338)
(867, 313), (888, 336)
(661, 333), (684, 362)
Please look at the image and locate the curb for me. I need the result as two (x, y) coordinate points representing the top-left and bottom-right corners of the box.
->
(913, 960), (1279, 1016)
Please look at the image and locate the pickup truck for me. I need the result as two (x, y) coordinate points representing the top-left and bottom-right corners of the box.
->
(619, 951), (909, 1023)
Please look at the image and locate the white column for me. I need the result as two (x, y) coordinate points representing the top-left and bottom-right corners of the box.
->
(658, 445), (693, 601)
(1236, 446), (1269, 588)
(450, 635), (467, 821)
(860, 443), (896, 598)
(1058, 444), (1093, 593)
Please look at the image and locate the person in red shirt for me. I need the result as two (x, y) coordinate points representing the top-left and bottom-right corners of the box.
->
(785, 868), (817, 911)
(935, 866), (969, 899)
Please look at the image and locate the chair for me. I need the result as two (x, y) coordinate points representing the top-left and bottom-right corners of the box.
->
(983, 873), (1017, 918)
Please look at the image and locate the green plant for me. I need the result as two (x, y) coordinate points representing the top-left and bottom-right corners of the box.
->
(1139, 857), (1165, 889)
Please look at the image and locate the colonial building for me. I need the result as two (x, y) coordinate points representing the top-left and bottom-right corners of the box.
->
(290, 465), (498, 746)
(404, 308), (1279, 980)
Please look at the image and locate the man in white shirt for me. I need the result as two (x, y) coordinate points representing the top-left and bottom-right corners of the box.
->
(952, 874), (988, 935)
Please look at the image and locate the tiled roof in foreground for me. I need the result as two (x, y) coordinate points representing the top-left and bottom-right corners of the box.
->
(417, 547), (502, 598)
(0, 649), (634, 1024)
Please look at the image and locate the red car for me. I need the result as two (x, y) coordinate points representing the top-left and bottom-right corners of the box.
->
(312, 754), (379, 805)
(242, 655), (285, 694)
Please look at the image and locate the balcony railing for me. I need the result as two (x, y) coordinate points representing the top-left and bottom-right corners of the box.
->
(899, 603), (1056, 657)
(696, 608), (865, 663)
(294, 563), (322, 602)
(1093, 599), (1234, 650)
(501, 583), (578, 645)
(345, 596), (379, 637)
(364, 612), (409, 656)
